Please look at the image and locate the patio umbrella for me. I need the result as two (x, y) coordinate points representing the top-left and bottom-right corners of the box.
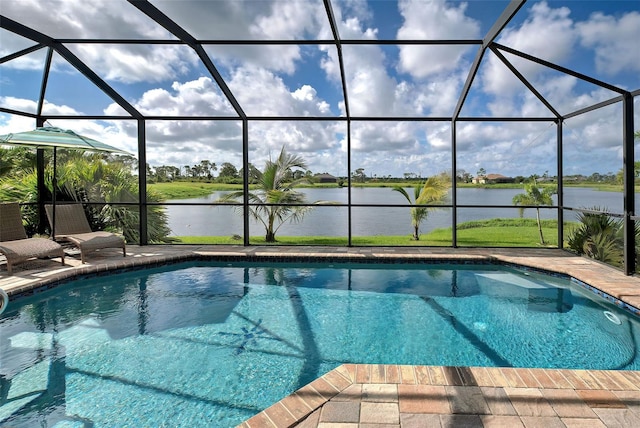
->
(0, 126), (130, 238)
(0, 126), (129, 153)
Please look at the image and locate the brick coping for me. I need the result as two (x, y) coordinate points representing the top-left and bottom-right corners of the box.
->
(238, 364), (640, 427)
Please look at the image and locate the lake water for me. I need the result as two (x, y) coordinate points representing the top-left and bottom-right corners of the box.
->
(163, 187), (630, 237)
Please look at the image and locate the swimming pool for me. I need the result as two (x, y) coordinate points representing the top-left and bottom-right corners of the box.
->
(1, 260), (639, 427)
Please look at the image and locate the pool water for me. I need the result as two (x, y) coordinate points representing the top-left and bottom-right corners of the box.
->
(1, 261), (639, 427)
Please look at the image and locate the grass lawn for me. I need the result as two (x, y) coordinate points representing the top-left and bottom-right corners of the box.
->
(171, 218), (564, 247)
(149, 182), (241, 200)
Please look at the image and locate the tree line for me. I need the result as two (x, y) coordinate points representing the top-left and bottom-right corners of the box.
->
(148, 160), (318, 184)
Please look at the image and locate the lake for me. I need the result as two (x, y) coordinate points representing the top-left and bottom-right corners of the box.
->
(162, 187), (630, 237)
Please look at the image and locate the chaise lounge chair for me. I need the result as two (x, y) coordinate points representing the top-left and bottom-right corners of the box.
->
(0, 203), (65, 275)
(45, 204), (126, 264)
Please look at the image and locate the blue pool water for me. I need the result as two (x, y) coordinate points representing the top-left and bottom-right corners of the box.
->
(1, 261), (639, 427)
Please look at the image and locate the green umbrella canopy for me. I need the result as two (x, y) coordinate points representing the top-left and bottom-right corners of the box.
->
(0, 126), (129, 154)
(0, 126), (131, 238)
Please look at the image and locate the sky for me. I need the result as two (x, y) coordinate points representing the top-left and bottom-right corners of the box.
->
(1, 0), (639, 179)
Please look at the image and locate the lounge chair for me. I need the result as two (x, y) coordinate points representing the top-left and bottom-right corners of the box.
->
(45, 204), (126, 263)
(0, 203), (65, 275)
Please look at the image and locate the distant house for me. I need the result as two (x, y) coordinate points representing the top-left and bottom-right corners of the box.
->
(473, 173), (515, 184)
(314, 173), (337, 183)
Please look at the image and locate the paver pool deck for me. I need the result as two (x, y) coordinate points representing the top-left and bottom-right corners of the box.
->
(2, 245), (640, 427)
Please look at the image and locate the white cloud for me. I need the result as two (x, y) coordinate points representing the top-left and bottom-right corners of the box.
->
(228, 67), (334, 117)
(1, 0), (196, 83)
(349, 122), (418, 153)
(408, 72), (468, 116)
(103, 72), (340, 168)
(161, 0), (326, 74)
(0, 100), (41, 133)
(482, 1), (576, 96)
(453, 121), (559, 176)
(250, 0), (322, 39)
(577, 11), (640, 76)
(479, 1), (639, 117)
(396, 0), (481, 78)
(134, 77), (235, 116)
(70, 44), (198, 85)
(321, 1), (472, 119)
(206, 44), (304, 75)
(0, 33), (49, 71)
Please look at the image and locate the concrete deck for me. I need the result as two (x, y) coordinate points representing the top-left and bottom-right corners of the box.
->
(2, 245), (640, 427)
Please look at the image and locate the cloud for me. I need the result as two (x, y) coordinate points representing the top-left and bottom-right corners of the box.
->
(250, 0), (323, 39)
(163, 0), (326, 74)
(0, 100), (41, 132)
(0, 0), (196, 83)
(0, 33), (49, 71)
(69, 44), (199, 85)
(133, 77), (235, 116)
(102, 72), (340, 168)
(482, 1), (576, 96)
(228, 67), (334, 117)
(453, 121), (561, 176)
(321, 1), (472, 118)
(480, 2), (638, 112)
(576, 11), (640, 76)
(396, 0), (481, 78)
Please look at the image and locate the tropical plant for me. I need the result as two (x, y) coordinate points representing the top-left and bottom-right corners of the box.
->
(0, 149), (173, 243)
(0, 146), (37, 178)
(218, 146), (315, 242)
(392, 175), (450, 241)
(512, 182), (557, 244)
(55, 152), (173, 244)
(566, 207), (624, 265)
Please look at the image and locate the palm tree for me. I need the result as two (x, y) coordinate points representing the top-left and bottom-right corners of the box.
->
(218, 146), (314, 242)
(512, 181), (556, 245)
(0, 146), (36, 178)
(566, 207), (627, 266)
(0, 150), (173, 243)
(392, 175), (450, 241)
(55, 152), (174, 244)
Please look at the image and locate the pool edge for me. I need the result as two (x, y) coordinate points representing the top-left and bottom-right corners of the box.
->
(238, 364), (640, 428)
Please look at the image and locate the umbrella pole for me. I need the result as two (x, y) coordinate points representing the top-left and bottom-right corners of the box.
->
(52, 147), (57, 241)
(36, 149), (47, 235)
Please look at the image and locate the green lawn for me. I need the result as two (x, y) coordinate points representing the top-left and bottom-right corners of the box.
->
(172, 218), (565, 247)
(149, 182), (240, 200)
